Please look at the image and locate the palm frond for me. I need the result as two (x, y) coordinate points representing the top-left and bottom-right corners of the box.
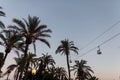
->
(38, 38), (50, 48)
(0, 33), (7, 44)
(13, 18), (27, 33)
(0, 11), (5, 16)
(0, 21), (5, 28)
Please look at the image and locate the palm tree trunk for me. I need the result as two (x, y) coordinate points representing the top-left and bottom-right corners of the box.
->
(66, 55), (71, 80)
(19, 43), (29, 80)
(3, 52), (8, 62)
(0, 52), (8, 70)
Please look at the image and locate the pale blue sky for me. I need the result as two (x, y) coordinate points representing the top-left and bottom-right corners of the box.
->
(1, 0), (120, 80)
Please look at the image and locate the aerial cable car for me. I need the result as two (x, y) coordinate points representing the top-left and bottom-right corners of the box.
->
(97, 46), (102, 55)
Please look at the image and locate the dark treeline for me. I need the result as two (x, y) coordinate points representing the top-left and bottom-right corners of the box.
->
(0, 6), (99, 80)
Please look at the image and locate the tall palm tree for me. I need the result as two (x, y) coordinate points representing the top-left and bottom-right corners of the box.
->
(72, 60), (94, 80)
(0, 6), (5, 28)
(56, 39), (79, 80)
(0, 30), (23, 71)
(9, 15), (52, 79)
(9, 15), (52, 55)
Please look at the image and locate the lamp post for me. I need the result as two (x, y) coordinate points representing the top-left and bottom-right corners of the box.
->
(31, 69), (36, 80)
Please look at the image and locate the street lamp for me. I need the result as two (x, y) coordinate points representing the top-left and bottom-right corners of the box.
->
(31, 69), (36, 80)
(32, 68), (36, 75)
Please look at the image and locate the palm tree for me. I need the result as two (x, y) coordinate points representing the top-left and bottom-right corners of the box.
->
(55, 67), (68, 80)
(9, 15), (52, 79)
(88, 76), (99, 80)
(0, 6), (5, 28)
(0, 30), (23, 71)
(41, 53), (55, 70)
(26, 52), (36, 70)
(44, 66), (68, 80)
(23, 52), (36, 80)
(72, 60), (94, 80)
(56, 39), (79, 80)
(10, 15), (52, 55)
(28, 53), (55, 80)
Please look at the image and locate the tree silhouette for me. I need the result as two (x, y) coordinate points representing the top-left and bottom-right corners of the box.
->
(9, 15), (52, 79)
(72, 60), (94, 80)
(88, 76), (99, 80)
(56, 39), (79, 80)
(0, 6), (5, 28)
(0, 30), (23, 71)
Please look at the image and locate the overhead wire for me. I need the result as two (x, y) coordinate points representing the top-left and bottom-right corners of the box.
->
(60, 32), (120, 67)
(80, 20), (120, 50)
(59, 20), (120, 67)
(75, 32), (120, 59)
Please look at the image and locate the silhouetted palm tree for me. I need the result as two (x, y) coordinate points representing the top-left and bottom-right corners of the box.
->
(55, 67), (68, 80)
(10, 15), (52, 55)
(41, 53), (55, 70)
(56, 39), (79, 80)
(9, 16), (52, 79)
(26, 52), (36, 70)
(88, 76), (99, 80)
(0, 6), (5, 28)
(19, 52), (36, 80)
(36, 53), (55, 80)
(72, 60), (94, 80)
(0, 30), (22, 71)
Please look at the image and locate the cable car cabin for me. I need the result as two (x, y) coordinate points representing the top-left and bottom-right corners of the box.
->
(97, 49), (102, 55)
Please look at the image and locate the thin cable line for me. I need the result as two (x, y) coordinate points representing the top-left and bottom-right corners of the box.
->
(75, 32), (120, 60)
(99, 33), (120, 46)
(80, 20), (120, 50)
(60, 32), (120, 67)
(59, 20), (120, 67)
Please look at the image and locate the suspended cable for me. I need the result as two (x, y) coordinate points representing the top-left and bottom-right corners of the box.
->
(80, 20), (120, 50)
(99, 33), (120, 46)
(75, 32), (120, 59)
(59, 20), (120, 67)
(60, 32), (120, 67)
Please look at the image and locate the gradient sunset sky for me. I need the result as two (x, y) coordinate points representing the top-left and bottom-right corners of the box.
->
(1, 0), (120, 80)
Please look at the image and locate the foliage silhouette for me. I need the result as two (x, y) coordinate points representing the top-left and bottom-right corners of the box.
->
(8, 15), (52, 79)
(0, 30), (23, 72)
(0, 6), (5, 28)
(56, 39), (79, 80)
(71, 60), (94, 80)
(0, 7), (100, 79)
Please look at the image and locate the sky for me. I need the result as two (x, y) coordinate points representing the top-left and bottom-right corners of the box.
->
(1, 0), (120, 80)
